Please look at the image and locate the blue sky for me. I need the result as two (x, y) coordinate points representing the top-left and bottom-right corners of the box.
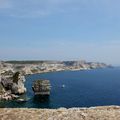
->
(0, 0), (120, 65)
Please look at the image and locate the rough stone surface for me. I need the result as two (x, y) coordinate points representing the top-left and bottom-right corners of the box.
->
(11, 74), (26, 94)
(0, 72), (26, 100)
(0, 83), (5, 95)
(32, 80), (51, 95)
(0, 106), (120, 120)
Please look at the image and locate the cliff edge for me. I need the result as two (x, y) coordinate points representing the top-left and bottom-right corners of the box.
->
(0, 106), (120, 120)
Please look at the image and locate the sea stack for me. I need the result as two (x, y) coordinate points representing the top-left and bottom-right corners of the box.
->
(32, 80), (51, 96)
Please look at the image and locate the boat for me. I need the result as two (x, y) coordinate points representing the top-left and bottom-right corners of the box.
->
(62, 84), (65, 88)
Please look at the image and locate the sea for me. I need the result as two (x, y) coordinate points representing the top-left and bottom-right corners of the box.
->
(1, 67), (120, 108)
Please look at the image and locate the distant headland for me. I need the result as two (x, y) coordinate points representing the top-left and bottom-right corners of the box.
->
(0, 60), (112, 101)
(0, 60), (112, 76)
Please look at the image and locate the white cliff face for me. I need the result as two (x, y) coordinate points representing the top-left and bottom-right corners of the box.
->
(0, 61), (109, 76)
(0, 72), (26, 100)
(12, 74), (26, 94)
(17, 75), (26, 94)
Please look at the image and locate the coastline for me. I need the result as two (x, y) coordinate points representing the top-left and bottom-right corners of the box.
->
(0, 61), (117, 120)
(0, 61), (110, 76)
(25, 67), (112, 78)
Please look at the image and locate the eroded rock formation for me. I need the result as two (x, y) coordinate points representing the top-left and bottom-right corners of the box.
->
(32, 80), (51, 95)
(0, 72), (26, 100)
(11, 72), (26, 94)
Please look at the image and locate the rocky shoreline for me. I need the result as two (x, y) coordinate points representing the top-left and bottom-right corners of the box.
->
(0, 60), (111, 101)
(0, 60), (116, 120)
(0, 106), (120, 120)
(0, 60), (111, 76)
(0, 72), (26, 101)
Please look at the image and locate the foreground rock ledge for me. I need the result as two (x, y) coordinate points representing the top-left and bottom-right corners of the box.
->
(0, 106), (120, 120)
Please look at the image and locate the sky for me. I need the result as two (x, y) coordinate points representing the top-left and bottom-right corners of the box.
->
(0, 0), (120, 65)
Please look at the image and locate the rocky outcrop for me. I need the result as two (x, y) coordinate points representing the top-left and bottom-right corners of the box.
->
(32, 80), (51, 95)
(0, 91), (19, 101)
(1, 77), (13, 90)
(0, 106), (120, 120)
(11, 72), (26, 94)
(0, 83), (5, 94)
(0, 72), (26, 100)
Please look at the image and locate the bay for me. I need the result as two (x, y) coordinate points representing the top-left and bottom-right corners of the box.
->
(1, 67), (120, 108)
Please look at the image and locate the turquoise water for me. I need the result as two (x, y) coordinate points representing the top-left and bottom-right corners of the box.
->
(1, 67), (120, 108)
